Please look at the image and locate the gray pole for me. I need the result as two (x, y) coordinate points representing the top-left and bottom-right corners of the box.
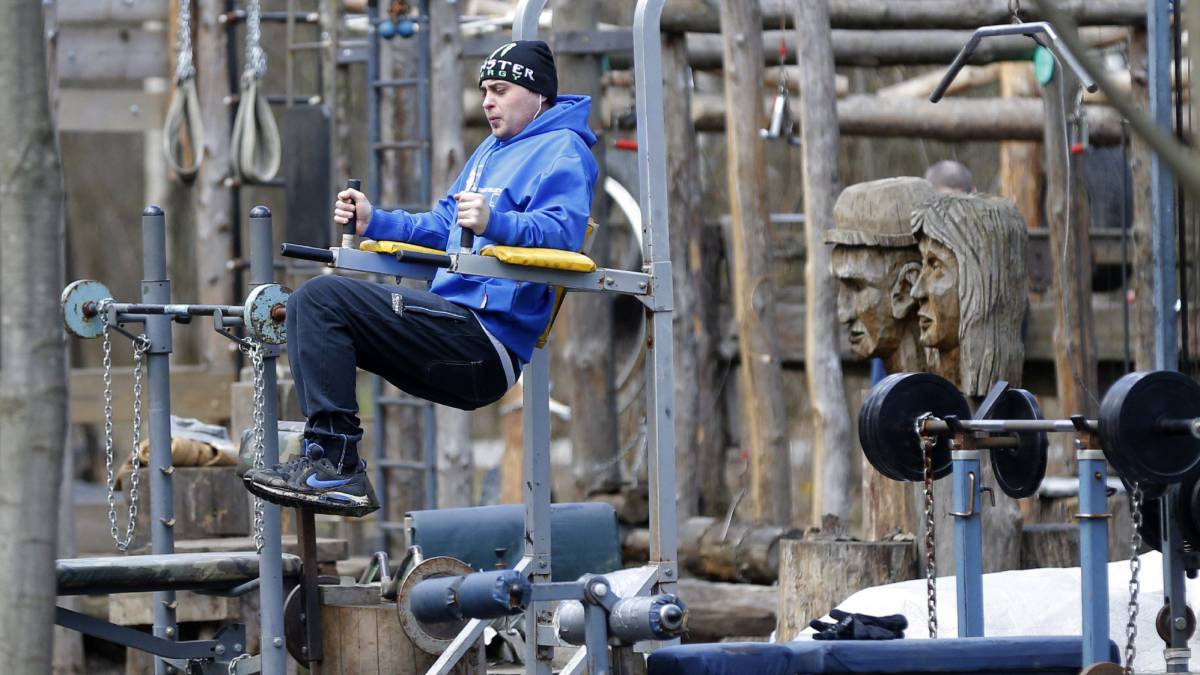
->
(248, 206), (287, 674)
(141, 205), (177, 675)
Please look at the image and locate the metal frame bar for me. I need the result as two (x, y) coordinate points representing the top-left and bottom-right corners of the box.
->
(1077, 448), (1111, 666)
(951, 451), (985, 637)
(55, 606), (233, 661)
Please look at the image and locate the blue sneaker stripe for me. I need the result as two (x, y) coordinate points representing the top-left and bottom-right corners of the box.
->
(306, 474), (353, 489)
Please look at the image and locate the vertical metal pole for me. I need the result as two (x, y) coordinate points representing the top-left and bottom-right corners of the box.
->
(951, 452), (984, 637)
(1148, 1), (1189, 669)
(142, 206), (177, 675)
(522, 351), (552, 674)
(367, 0), (381, 206)
(512, 0), (545, 41)
(583, 603), (611, 675)
(1077, 447), (1111, 667)
(416, 0), (432, 204)
(249, 206), (287, 675)
(423, 401), (437, 509)
(633, 0), (679, 596)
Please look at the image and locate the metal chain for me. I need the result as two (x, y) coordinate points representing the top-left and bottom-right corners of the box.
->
(175, 0), (195, 82)
(227, 652), (252, 675)
(916, 413), (939, 639)
(1009, 0), (1023, 23)
(102, 319), (150, 552)
(1124, 483), (1144, 674)
(240, 339), (268, 553)
(245, 0), (267, 79)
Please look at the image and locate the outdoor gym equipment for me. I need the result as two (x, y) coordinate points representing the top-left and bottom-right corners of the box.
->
(59, 206), (294, 675)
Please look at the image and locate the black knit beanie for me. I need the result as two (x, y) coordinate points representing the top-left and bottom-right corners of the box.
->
(478, 40), (558, 102)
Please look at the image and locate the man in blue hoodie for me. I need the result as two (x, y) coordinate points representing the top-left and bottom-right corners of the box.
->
(244, 41), (598, 516)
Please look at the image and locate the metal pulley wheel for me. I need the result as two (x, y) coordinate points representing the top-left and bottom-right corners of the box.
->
(242, 283), (291, 344)
(396, 556), (475, 655)
(858, 372), (970, 482)
(62, 279), (114, 339)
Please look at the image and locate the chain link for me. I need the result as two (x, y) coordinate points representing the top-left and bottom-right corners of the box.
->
(227, 652), (252, 675)
(175, 0), (195, 82)
(240, 339), (268, 553)
(916, 413), (939, 639)
(102, 316), (150, 553)
(245, 0), (267, 79)
(1124, 483), (1144, 674)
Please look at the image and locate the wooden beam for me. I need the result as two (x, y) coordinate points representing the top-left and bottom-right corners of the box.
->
(661, 0), (1146, 33)
(719, 0), (792, 527)
(997, 63), (1044, 230)
(795, 0), (853, 526)
(58, 89), (165, 133)
(69, 366), (233, 425)
(57, 27), (166, 81)
(58, 0), (167, 24)
(878, 64), (1001, 99)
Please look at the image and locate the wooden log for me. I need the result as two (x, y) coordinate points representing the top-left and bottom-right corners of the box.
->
(720, 0), (792, 527)
(57, 27), (166, 81)
(624, 517), (795, 584)
(878, 64), (1001, 100)
(795, 0), (854, 525)
(664, 31), (727, 518)
(1021, 523), (1078, 569)
(1042, 69), (1099, 459)
(590, 484), (649, 525)
(554, 0), (621, 501)
(193, 0), (237, 370)
(1128, 28), (1157, 371)
(319, 584), (483, 674)
(660, 0), (1146, 33)
(675, 578), (777, 642)
(58, 0), (167, 24)
(997, 63), (1043, 230)
(776, 538), (918, 641)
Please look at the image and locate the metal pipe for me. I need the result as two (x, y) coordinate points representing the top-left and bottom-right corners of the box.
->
(141, 206), (177, 675)
(94, 302), (245, 318)
(923, 418), (1099, 434)
(250, 206), (287, 675)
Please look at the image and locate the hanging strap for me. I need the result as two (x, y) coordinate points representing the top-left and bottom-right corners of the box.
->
(230, 0), (282, 183)
(162, 0), (204, 182)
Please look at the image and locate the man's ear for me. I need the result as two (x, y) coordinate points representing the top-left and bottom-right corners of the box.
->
(890, 261), (922, 320)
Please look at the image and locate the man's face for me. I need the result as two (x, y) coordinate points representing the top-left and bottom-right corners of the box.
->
(912, 237), (960, 350)
(481, 80), (543, 140)
(831, 247), (902, 360)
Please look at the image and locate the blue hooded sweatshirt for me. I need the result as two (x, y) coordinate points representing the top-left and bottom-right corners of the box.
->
(362, 94), (598, 363)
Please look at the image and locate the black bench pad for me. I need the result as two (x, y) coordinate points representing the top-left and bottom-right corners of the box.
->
(57, 552), (302, 595)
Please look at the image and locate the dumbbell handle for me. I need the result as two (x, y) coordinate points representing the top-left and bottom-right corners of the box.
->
(341, 179), (362, 249)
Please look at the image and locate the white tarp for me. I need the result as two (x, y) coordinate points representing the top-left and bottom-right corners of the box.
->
(792, 552), (1200, 673)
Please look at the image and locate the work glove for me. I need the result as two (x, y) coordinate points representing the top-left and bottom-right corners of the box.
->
(809, 608), (907, 640)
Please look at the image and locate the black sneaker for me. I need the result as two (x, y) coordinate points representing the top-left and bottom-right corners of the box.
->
(243, 454), (380, 517)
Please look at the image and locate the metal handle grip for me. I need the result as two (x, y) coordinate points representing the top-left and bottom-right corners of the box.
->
(459, 228), (475, 254)
(342, 178), (362, 247)
(280, 243), (334, 264)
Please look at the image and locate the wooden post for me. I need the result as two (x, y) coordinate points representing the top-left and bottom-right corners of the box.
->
(1042, 69), (1099, 439)
(663, 31), (726, 518)
(997, 63), (1043, 230)
(430, 0), (474, 509)
(499, 383), (524, 504)
(194, 0), (237, 371)
(552, 0), (621, 500)
(0, 0), (68, 669)
(719, 0), (791, 526)
(795, 0), (854, 525)
(1128, 28), (1157, 371)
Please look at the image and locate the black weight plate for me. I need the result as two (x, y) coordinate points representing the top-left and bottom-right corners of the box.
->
(987, 388), (1049, 499)
(1178, 472), (1200, 551)
(1100, 371), (1200, 485)
(858, 372), (969, 482)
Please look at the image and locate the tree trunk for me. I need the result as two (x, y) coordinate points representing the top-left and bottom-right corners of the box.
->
(663, 33), (727, 519)
(54, 440), (84, 675)
(553, 0), (620, 500)
(1129, 29), (1157, 371)
(795, 0), (854, 526)
(0, 2), (68, 669)
(661, 0), (1146, 33)
(194, 0), (236, 371)
(997, 63), (1043, 230)
(1043, 71), (1098, 436)
(430, 0), (473, 509)
(719, 0), (791, 526)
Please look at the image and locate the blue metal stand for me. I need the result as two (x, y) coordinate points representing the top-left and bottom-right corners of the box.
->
(951, 450), (985, 637)
(1076, 447), (1111, 667)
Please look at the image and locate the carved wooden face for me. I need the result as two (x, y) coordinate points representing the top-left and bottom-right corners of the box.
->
(912, 237), (960, 350)
(830, 247), (918, 360)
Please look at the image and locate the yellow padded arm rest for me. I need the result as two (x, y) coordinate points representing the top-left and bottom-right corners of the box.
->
(479, 245), (597, 272)
(359, 240), (446, 256)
